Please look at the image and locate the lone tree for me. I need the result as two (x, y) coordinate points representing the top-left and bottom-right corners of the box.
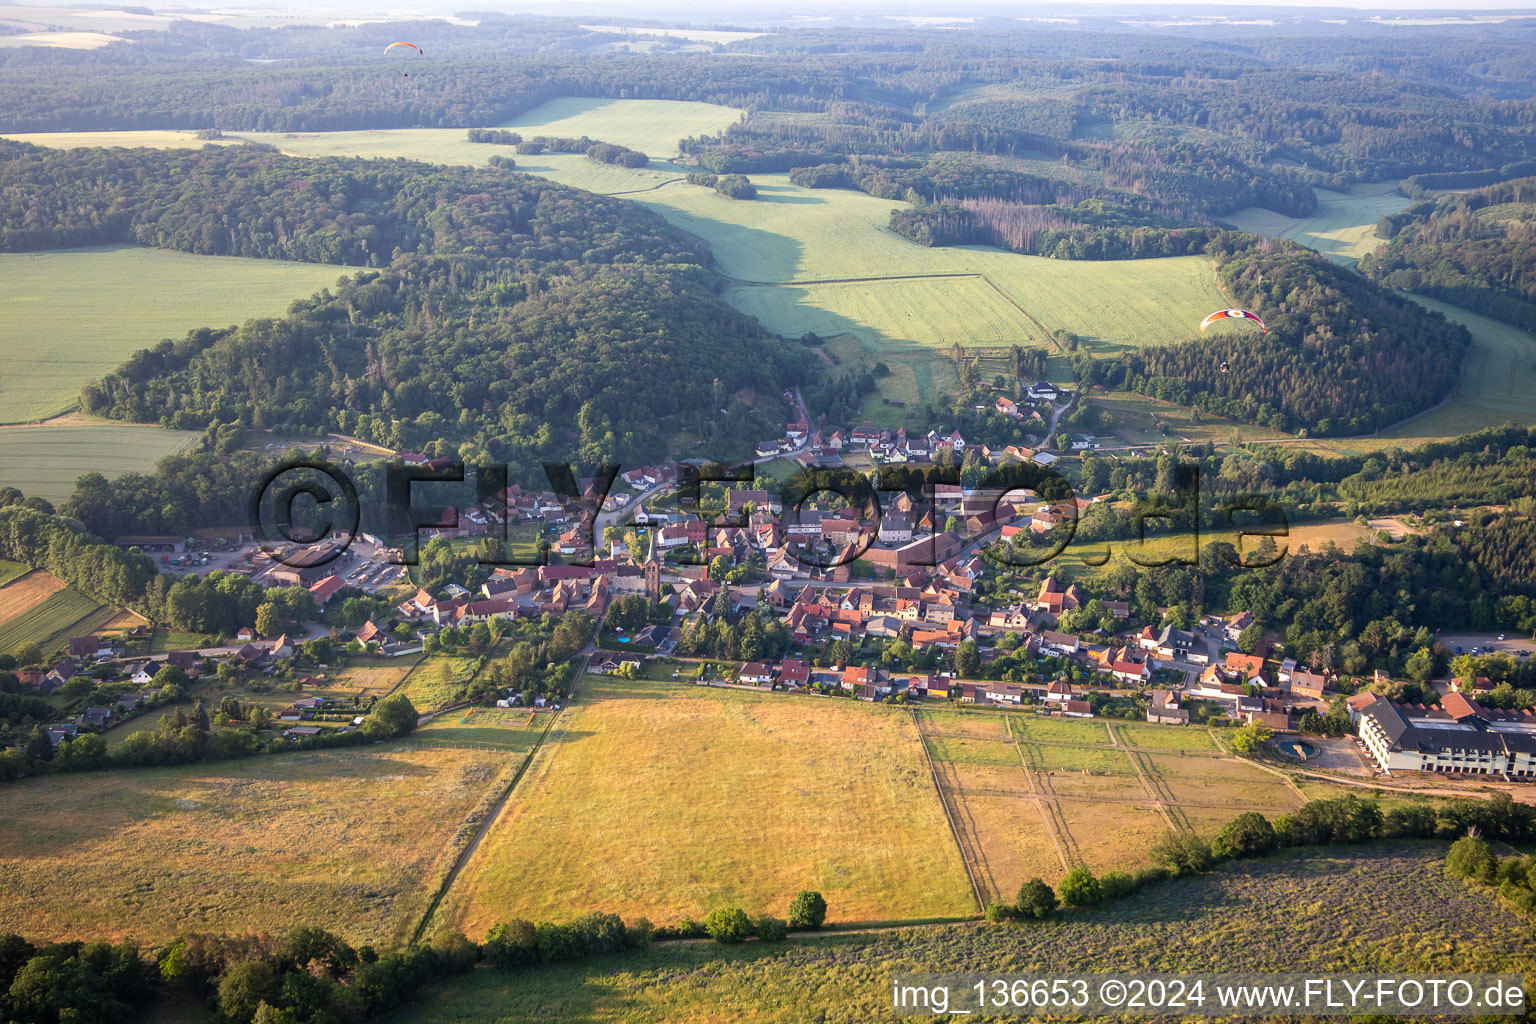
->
(1444, 835), (1496, 883)
(366, 693), (418, 738)
(1150, 830), (1213, 876)
(1211, 811), (1279, 860)
(704, 906), (751, 944)
(788, 890), (828, 930)
(1016, 878), (1059, 919)
(1056, 865), (1102, 907)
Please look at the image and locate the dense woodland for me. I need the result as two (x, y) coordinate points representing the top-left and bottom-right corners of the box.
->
(0, 140), (806, 474)
(1363, 176), (1536, 332)
(1091, 236), (1470, 436)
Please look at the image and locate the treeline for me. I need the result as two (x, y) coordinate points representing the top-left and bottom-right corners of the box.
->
(985, 792), (1536, 923)
(0, 141), (806, 478)
(1400, 160), (1536, 196)
(1362, 176), (1536, 333)
(513, 135), (647, 167)
(1, 691), (419, 783)
(1086, 235), (1470, 436)
(467, 128), (521, 145)
(3, 886), (830, 1024)
(891, 198), (1218, 260)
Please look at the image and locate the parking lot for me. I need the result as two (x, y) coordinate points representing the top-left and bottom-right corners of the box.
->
(1437, 632), (1536, 661)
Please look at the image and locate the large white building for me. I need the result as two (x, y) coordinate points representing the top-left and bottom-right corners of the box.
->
(1352, 692), (1536, 780)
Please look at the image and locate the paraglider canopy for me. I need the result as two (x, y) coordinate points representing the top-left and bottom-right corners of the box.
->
(1199, 308), (1266, 334)
(384, 41), (422, 54)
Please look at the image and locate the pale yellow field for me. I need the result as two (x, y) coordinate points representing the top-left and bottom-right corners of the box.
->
(0, 744), (515, 945)
(0, 30), (123, 48)
(1, 130), (241, 149)
(444, 678), (975, 934)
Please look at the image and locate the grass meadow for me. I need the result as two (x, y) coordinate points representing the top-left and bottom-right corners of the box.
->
(389, 843), (1529, 1024)
(87, 100), (1233, 414)
(0, 245), (340, 424)
(1227, 181), (1409, 267)
(441, 678), (975, 936)
(0, 418), (201, 503)
(0, 560), (28, 588)
(0, 743), (517, 945)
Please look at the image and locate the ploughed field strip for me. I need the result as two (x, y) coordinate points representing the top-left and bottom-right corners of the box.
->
(915, 709), (1305, 904)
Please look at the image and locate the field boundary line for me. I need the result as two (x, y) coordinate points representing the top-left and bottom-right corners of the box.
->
(1112, 728), (1182, 833)
(409, 707), (562, 944)
(1233, 753), (1311, 805)
(912, 709), (987, 912)
(410, 652), (593, 942)
(1008, 716), (1074, 872)
(975, 275), (1058, 349)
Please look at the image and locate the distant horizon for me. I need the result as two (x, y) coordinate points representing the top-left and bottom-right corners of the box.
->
(4, 0), (1536, 19)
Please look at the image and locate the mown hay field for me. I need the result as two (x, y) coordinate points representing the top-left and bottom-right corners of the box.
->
(0, 246), (341, 424)
(1, 130), (244, 149)
(442, 679), (975, 936)
(0, 570), (67, 627)
(0, 743), (515, 945)
(0, 584), (111, 654)
(1110, 721), (1219, 753)
(389, 844), (1536, 1024)
(410, 707), (546, 752)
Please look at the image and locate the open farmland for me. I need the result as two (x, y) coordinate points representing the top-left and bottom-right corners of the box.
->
(237, 97), (740, 166)
(410, 706), (546, 752)
(398, 651), (491, 712)
(154, 102), (1229, 410)
(0, 245), (340, 424)
(0, 743), (518, 945)
(0, 569), (66, 627)
(0, 130), (243, 149)
(916, 708), (1318, 903)
(1227, 181), (1410, 267)
(0, 417), (200, 502)
(440, 678), (974, 936)
(392, 843), (1532, 1024)
(0, 584), (110, 655)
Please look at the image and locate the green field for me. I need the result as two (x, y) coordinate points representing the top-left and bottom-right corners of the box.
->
(392, 843), (1532, 1024)
(0, 561), (26, 588)
(1227, 182), (1536, 448)
(411, 707), (546, 751)
(0, 585), (111, 655)
(0, 419), (200, 502)
(190, 102), (1232, 409)
(1227, 181), (1409, 267)
(0, 245), (341, 424)
(398, 651), (491, 712)
(440, 678), (974, 937)
(0, 743), (516, 945)
(238, 97), (741, 165)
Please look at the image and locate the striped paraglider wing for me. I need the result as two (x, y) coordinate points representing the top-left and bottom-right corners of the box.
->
(1198, 308), (1267, 334)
